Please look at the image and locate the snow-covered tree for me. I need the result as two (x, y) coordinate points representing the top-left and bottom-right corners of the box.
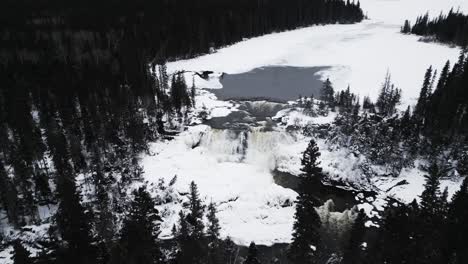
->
(288, 139), (323, 264)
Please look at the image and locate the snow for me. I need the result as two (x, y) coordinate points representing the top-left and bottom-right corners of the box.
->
(141, 125), (298, 245)
(191, 87), (238, 120)
(373, 163), (463, 204)
(168, 0), (468, 105)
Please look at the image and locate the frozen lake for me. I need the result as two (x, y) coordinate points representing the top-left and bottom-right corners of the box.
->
(213, 66), (327, 102)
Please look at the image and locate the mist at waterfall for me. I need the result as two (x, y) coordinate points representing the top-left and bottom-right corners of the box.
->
(198, 128), (298, 171)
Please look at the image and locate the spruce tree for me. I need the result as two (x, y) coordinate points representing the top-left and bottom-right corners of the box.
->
(320, 78), (335, 107)
(420, 162), (442, 215)
(175, 182), (207, 264)
(51, 123), (96, 264)
(206, 201), (222, 264)
(288, 139), (323, 264)
(244, 242), (261, 264)
(116, 186), (163, 264)
(12, 240), (32, 264)
(343, 209), (366, 264)
(376, 72), (401, 116)
(401, 20), (412, 33)
(417, 162), (446, 264)
(187, 181), (205, 239)
(378, 203), (419, 264)
(413, 66), (433, 128)
(447, 177), (468, 264)
(0, 159), (20, 227)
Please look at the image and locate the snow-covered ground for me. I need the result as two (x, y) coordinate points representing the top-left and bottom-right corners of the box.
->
(142, 125), (298, 245)
(142, 0), (468, 246)
(168, 0), (468, 105)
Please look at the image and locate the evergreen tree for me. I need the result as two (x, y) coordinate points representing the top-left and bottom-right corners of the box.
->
(447, 177), (468, 264)
(12, 240), (32, 264)
(413, 66), (433, 128)
(376, 72), (401, 116)
(377, 202), (419, 264)
(187, 181), (205, 240)
(0, 159), (20, 227)
(204, 207), (215, 232)
(244, 242), (261, 264)
(343, 209), (366, 264)
(320, 78), (335, 107)
(401, 20), (412, 33)
(174, 182), (207, 264)
(362, 96), (375, 112)
(219, 237), (238, 264)
(288, 139), (323, 264)
(417, 162), (446, 264)
(115, 186), (163, 264)
(419, 162), (442, 215)
(400, 106), (413, 138)
(206, 201), (222, 264)
(51, 122), (96, 264)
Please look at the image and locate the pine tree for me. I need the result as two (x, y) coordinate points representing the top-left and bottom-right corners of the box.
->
(400, 106), (413, 138)
(401, 20), (412, 33)
(343, 209), (366, 264)
(50, 122), (96, 264)
(362, 96), (375, 112)
(377, 203), (419, 264)
(288, 139), (322, 264)
(413, 66), (433, 128)
(175, 182), (207, 264)
(92, 147), (115, 248)
(0, 159), (20, 227)
(219, 237), (238, 264)
(206, 201), (222, 264)
(420, 162), (442, 215)
(417, 162), (446, 264)
(376, 72), (401, 116)
(447, 177), (468, 264)
(320, 78), (335, 107)
(244, 242), (261, 264)
(187, 181), (205, 239)
(12, 240), (32, 264)
(115, 186), (163, 264)
(206, 202), (221, 241)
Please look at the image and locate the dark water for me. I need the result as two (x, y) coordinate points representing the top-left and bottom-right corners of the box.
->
(273, 170), (377, 211)
(213, 66), (327, 101)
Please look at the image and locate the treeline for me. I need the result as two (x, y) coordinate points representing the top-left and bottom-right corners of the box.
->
(401, 9), (468, 47)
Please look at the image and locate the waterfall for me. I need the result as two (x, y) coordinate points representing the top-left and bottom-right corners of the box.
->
(197, 127), (296, 170)
(199, 129), (248, 162)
